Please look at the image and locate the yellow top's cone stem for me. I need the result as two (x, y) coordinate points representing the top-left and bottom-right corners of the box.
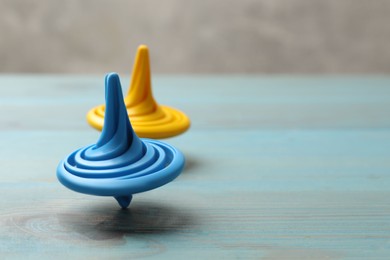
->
(125, 45), (159, 117)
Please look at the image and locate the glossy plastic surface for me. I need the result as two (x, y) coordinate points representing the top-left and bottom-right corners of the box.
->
(57, 73), (185, 208)
(87, 45), (190, 139)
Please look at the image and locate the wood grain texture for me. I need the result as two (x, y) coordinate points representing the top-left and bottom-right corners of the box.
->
(0, 75), (389, 259)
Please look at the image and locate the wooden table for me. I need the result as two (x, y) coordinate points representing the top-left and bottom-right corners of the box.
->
(0, 75), (389, 259)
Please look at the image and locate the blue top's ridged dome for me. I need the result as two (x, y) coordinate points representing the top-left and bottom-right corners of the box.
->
(57, 73), (185, 208)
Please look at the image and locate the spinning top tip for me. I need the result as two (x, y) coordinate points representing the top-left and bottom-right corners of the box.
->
(115, 195), (133, 209)
(138, 44), (148, 52)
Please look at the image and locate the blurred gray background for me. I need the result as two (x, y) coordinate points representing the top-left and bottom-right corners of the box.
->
(0, 0), (389, 74)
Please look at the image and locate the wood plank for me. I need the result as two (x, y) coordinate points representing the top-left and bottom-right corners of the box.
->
(0, 76), (389, 259)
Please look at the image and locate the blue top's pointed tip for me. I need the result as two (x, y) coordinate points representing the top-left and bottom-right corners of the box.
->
(95, 73), (142, 151)
(105, 72), (121, 95)
(96, 73), (127, 147)
(106, 72), (120, 84)
(104, 72), (125, 124)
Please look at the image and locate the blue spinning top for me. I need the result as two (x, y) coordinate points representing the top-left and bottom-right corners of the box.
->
(56, 73), (185, 208)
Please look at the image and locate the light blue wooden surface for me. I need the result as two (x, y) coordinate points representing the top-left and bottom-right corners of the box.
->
(0, 75), (390, 259)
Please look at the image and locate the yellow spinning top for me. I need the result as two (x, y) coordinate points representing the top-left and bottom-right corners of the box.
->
(87, 45), (191, 139)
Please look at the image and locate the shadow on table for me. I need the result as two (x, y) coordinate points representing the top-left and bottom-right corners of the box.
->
(182, 153), (202, 173)
(57, 201), (196, 241)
